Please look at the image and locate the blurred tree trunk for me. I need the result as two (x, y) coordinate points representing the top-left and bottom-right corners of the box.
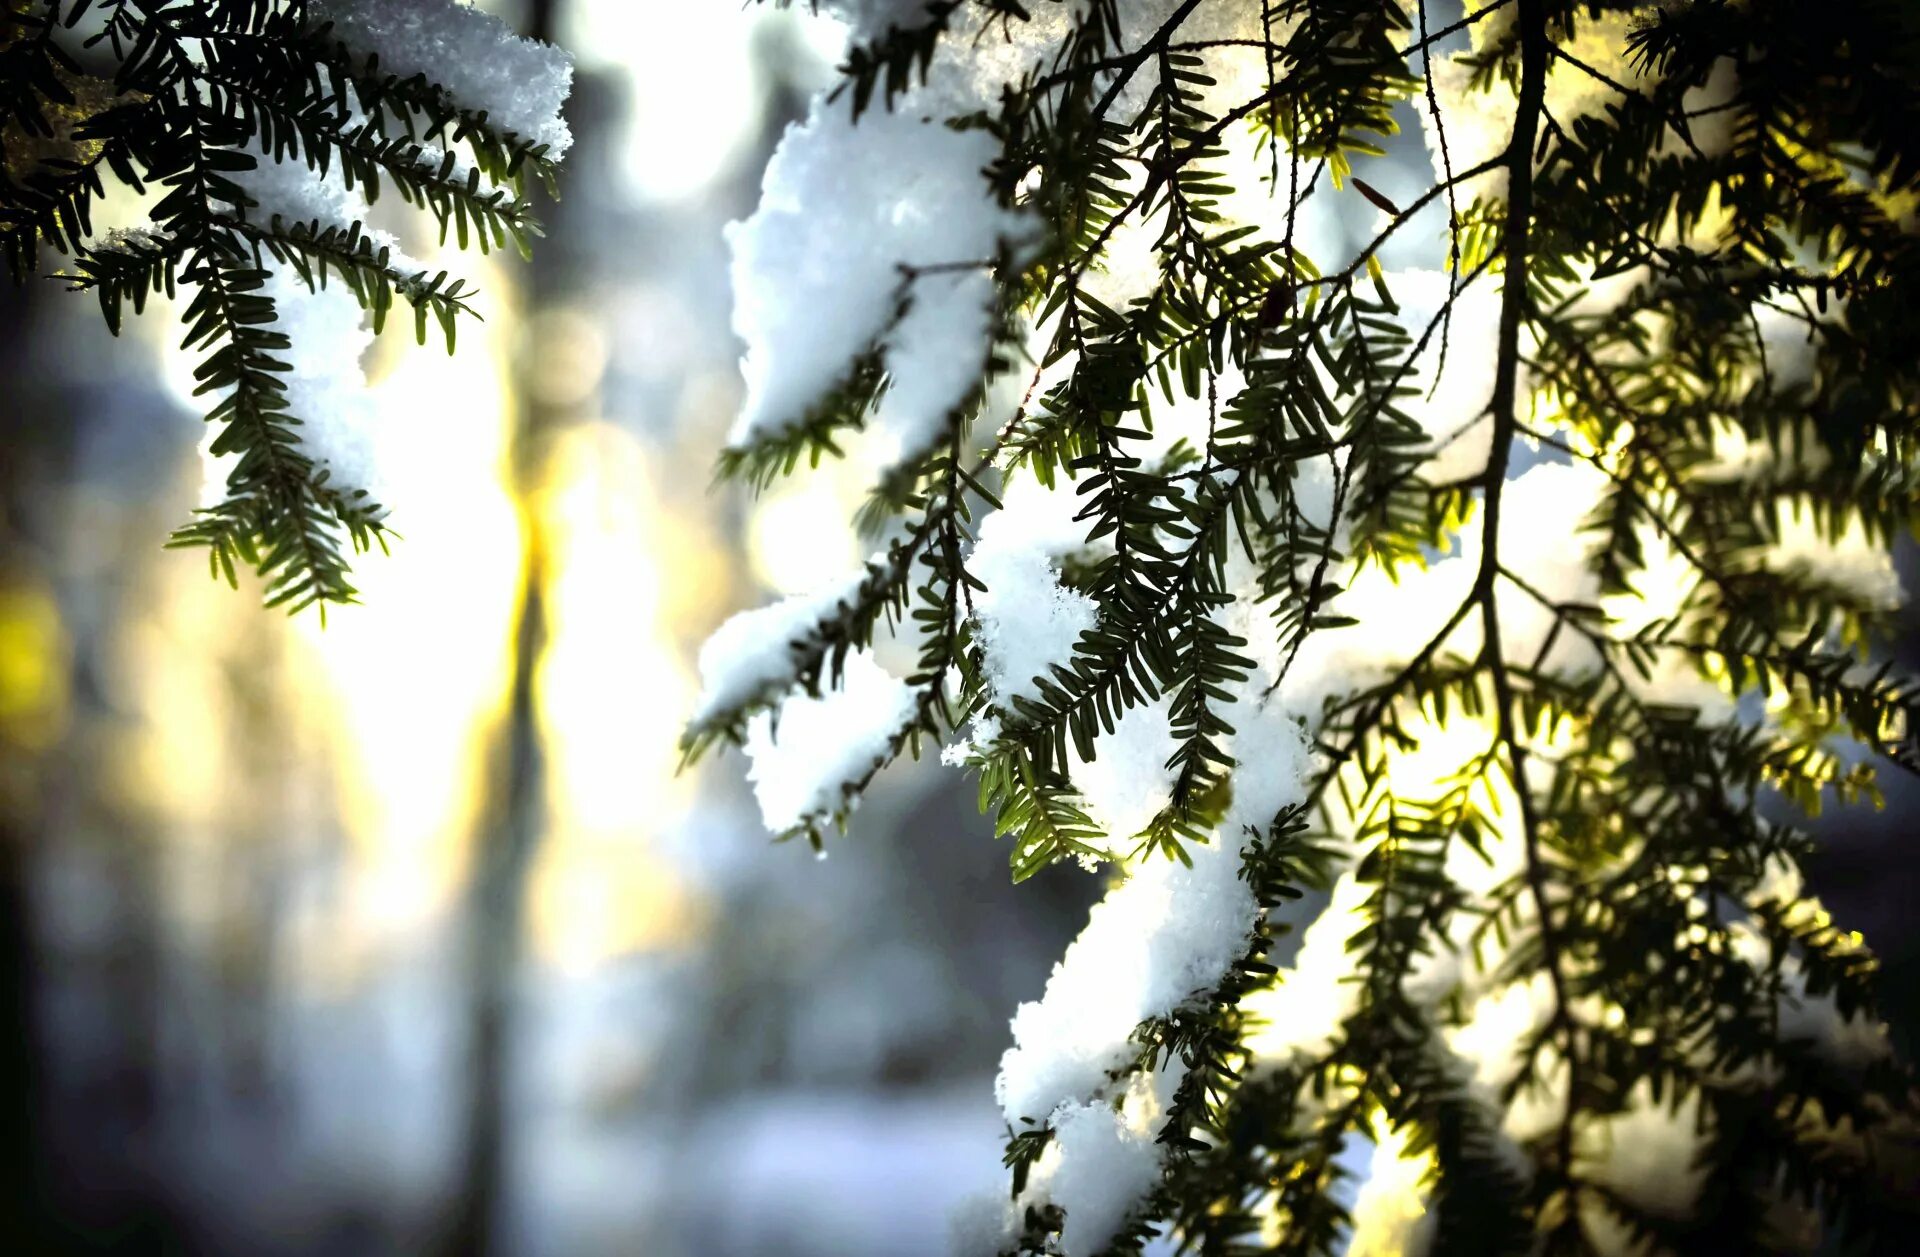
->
(437, 1), (564, 1253)
(0, 272), (172, 1256)
(0, 820), (46, 1244)
(440, 548), (548, 1257)
(0, 268), (48, 1246)
(0, 264), (91, 1253)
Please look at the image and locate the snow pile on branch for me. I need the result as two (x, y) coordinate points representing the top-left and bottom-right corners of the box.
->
(692, 568), (867, 725)
(743, 651), (918, 833)
(192, 0), (574, 514)
(996, 694), (1312, 1122)
(869, 267), (1002, 466)
(1575, 1082), (1708, 1232)
(1493, 461), (1612, 676)
(1069, 697), (1181, 845)
(1764, 504), (1905, 610)
(1419, 5), (1655, 201)
(824, 0), (952, 39)
(1238, 732), (1891, 1239)
(996, 832), (1255, 1122)
(264, 271), (382, 488)
(313, 0), (574, 156)
(694, 3), (1911, 1251)
(967, 473), (1110, 707)
(1345, 1117), (1439, 1257)
(1267, 542), (1481, 714)
(1241, 871), (1374, 1064)
(1736, 857), (1891, 1072)
(1418, 39), (1515, 200)
(957, 1068), (1179, 1257)
(194, 151), (403, 505)
(958, 686), (1310, 1250)
(727, 0), (1291, 463)
(1038, 1084), (1170, 1256)
(1379, 268), (1506, 481)
(725, 99), (1032, 451)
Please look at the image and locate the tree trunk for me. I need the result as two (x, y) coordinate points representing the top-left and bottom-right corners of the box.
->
(435, 2), (563, 1252)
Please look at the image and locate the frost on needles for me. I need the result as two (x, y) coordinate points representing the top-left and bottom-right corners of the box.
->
(3, 0), (572, 614)
(689, 0), (1920, 1252)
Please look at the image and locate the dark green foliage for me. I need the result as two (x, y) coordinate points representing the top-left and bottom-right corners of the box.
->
(2, 0), (558, 614)
(701, 0), (1920, 1251)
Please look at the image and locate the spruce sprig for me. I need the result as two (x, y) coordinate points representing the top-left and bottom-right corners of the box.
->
(2, 0), (560, 614)
(700, 1), (1920, 1250)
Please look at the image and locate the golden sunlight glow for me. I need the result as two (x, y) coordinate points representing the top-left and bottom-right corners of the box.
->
(112, 124), (766, 989)
(1252, 1106), (1437, 1252)
(0, 578), (70, 754)
(121, 247), (524, 981)
(528, 420), (708, 971)
(748, 467), (868, 595)
(1346, 1112), (1437, 1257)
(284, 270), (525, 932)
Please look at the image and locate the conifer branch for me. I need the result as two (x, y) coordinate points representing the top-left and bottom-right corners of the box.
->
(688, 3), (1920, 1249)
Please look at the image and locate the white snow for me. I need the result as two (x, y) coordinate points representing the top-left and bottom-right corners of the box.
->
(1069, 697), (1182, 845)
(268, 270), (383, 493)
(742, 650), (919, 834)
(1379, 267), (1506, 482)
(1762, 503), (1904, 610)
(1418, 40), (1515, 203)
(1732, 864), (1891, 1073)
(1219, 692), (1316, 836)
(1127, 364), (1223, 470)
(191, 150), (405, 506)
(1418, 5), (1664, 204)
(1774, 963), (1890, 1072)
(1081, 186), (1170, 313)
(725, 98), (1032, 450)
(692, 568), (868, 725)
(1575, 1081), (1709, 1226)
(1345, 1118), (1437, 1257)
(869, 268), (1001, 468)
(726, 0), (1295, 464)
(956, 1067), (1180, 1257)
(313, 0), (574, 156)
(968, 473), (1109, 709)
(188, 5), (572, 516)
(1044, 1091), (1165, 1257)
(691, 3), (1907, 1250)
(996, 698), (1309, 1124)
(1544, 10), (1656, 133)
(1241, 871), (1373, 1066)
(1267, 544), (1483, 717)
(1493, 461), (1611, 676)
(987, 686), (1311, 1240)
(996, 833), (1256, 1123)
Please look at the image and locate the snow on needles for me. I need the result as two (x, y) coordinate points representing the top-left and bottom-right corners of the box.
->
(959, 1069), (1180, 1257)
(743, 651), (918, 834)
(996, 833), (1258, 1123)
(195, 149), (398, 506)
(696, 3), (1910, 1251)
(725, 97), (1032, 454)
(1043, 1085), (1169, 1256)
(313, 0), (574, 157)
(726, 0), (1280, 462)
(968, 473), (1109, 709)
(192, 1), (573, 515)
(1069, 697), (1181, 845)
(995, 694), (1312, 1126)
(692, 568), (867, 726)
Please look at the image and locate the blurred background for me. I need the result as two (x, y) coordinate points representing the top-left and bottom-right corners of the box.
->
(0, 2), (1914, 1254)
